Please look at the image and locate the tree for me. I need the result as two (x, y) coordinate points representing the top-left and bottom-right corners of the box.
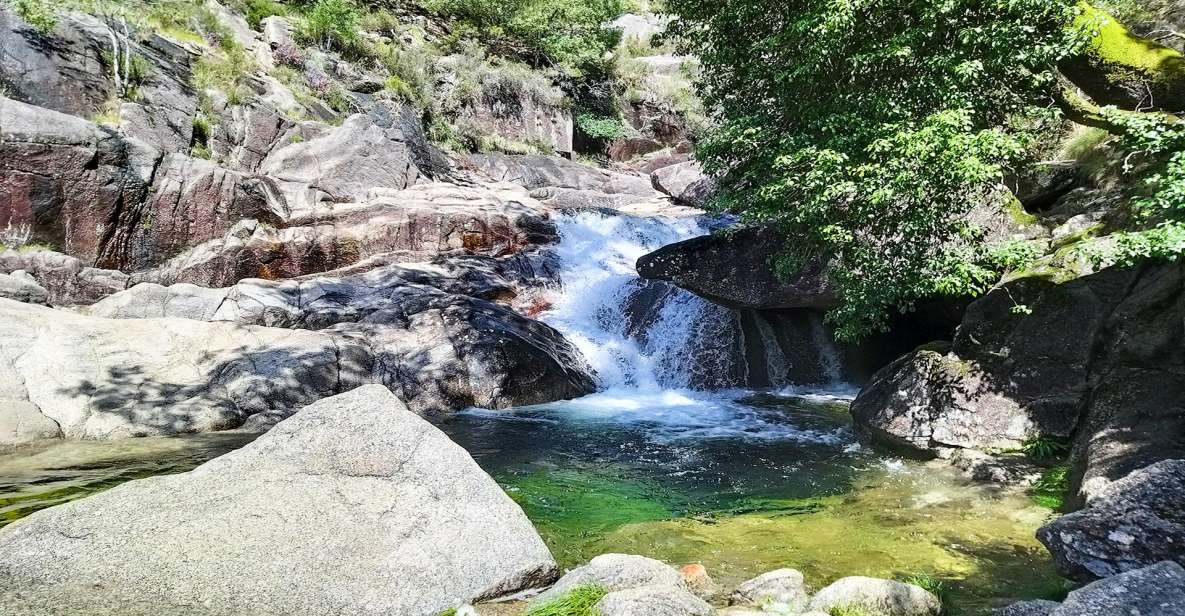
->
(664, 0), (1089, 340)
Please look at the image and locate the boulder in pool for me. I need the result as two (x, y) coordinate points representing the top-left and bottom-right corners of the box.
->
(808, 576), (942, 616)
(994, 561), (1185, 616)
(1037, 459), (1185, 582)
(0, 385), (558, 615)
(533, 553), (685, 602)
(596, 584), (714, 616)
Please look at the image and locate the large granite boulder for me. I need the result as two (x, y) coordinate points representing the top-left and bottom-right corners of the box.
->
(1038, 460), (1185, 582)
(650, 161), (716, 208)
(260, 106), (442, 208)
(729, 569), (810, 611)
(637, 226), (836, 310)
(105, 153), (289, 271)
(994, 561), (1185, 616)
(0, 385), (558, 615)
(596, 585), (714, 616)
(0, 271), (47, 305)
(0, 298), (371, 441)
(534, 554), (684, 603)
(850, 263), (1168, 459)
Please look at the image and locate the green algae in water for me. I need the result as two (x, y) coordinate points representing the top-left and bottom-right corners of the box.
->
(0, 433), (256, 528)
(445, 392), (1068, 615)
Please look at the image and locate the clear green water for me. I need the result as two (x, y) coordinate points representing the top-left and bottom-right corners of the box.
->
(0, 391), (1066, 614)
(440, 390), (1068, 614)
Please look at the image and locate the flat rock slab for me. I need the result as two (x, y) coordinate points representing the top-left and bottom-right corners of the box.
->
(0, 386), (557, 615)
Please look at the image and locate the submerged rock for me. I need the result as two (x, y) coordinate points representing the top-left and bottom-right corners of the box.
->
(1037, 460), (1185, 582)
(0, 386), (558, 615)
(808, 576), (941, 616)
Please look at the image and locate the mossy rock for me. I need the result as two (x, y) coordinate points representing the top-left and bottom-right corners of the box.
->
(1062, 3), (1185, 111)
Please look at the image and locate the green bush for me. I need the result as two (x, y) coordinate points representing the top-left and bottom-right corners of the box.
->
(9, 0), (57, 34)
(300, 0), (360, 51)
(664, 0), (1085, 340)
(576, 112), (626, 140)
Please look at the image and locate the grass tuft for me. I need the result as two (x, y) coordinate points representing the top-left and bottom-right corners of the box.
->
(525, 584), (608, 616)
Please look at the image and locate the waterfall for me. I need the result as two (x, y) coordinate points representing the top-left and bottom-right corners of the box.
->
(540, 211), (740, 391)
(753, 313), (789, 388)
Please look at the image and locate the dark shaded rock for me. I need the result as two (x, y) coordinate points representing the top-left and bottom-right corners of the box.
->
(851, 264), (1152, 457)
(1038, 460), (1185, 582)
(609, 137), (664, 161)
(0, 96), (160, 264)
(637, 226), (836, 310)
(1001, 561), (1185, 616)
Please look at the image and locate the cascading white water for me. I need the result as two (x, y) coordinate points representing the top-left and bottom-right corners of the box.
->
(539, 211), (731, 391)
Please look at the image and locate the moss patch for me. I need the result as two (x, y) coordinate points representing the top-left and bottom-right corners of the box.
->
(1076, 3), (1185, 84)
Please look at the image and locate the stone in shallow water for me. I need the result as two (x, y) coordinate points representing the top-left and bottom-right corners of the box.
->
(533, 553), (684, 603)
(595, 583), (714, 616)
(808, 576), (942, 616)
(729, 568), (810, 610)
(0, 385), (557, 615)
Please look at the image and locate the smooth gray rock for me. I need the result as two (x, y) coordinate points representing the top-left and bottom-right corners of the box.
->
(1049, 561), (1185, 616)
(729, 568), (809, 611)
(470, 153), (658, 197)
(1038, 460), (1185, 582)
(0, 271), (47, 304)
(808, 576), (942, 616)
(260, 107), (437, 207)
(0, 298), (371, 442)
(535, 554), (684, 603)
(596, 584), (714, 616)
(651, 161), (716, 208)
(0, 386), (558, 615)
(0, 401), (61, 446)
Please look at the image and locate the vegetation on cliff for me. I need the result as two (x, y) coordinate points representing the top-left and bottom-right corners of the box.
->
(666, 0), (1185, 340)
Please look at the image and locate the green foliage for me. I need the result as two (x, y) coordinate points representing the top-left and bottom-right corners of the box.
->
(576, 112), (627, 140)
(1086, 109), (1185, 267)
(9, 0), (57, 34)
(1029, 463), (1070, 510)
(902, 571), (953, 613)
(229, 0), (285, 28)
(665, 0), (1085, 340)
(421, 0), (626, 77)
(524, 584), (608, 616)
(300, 0), (360, 52)
(1022, 436), (1070, 460)
(192, 38), (254, 104)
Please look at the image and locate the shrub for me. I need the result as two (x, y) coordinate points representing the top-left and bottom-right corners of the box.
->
(300, 0), (360, 52)
(664, 0), (1086, 341)
(576, 112), (626, 140)
(9, 0), (56, 34)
